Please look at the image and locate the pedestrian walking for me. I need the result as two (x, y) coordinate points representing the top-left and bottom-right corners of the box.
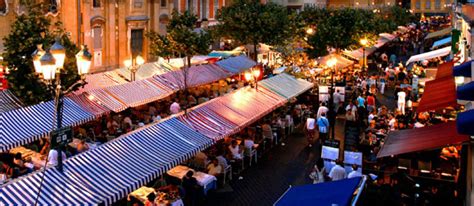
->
(317, 113), (329, 143)
(305, 114), (316, 147)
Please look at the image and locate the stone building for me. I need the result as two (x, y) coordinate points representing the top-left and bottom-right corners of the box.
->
(0, 0), (226, 73)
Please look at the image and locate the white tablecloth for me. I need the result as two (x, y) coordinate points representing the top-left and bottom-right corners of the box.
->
(129, 186), (183, 206)
(69, 138), (99, 150)
(167, 165), (217, 189)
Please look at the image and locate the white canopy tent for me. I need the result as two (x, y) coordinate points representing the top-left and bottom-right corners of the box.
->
(405, 46), (451, 65)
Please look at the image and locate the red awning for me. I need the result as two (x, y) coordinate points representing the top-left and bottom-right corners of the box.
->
(435, 61), (454, 79)
(417, 76), (457, 113)
(377, 122), (469, 158)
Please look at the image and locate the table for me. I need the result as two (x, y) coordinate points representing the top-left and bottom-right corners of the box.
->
(69, 138), (99, 151)
(129, 186), (184, 206)
(167, 165), (217, 194)
(10, 147), (46, 169)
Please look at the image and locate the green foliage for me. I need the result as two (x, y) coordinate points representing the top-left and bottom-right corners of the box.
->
(216, 0), (293, 61)
(147, 10), (211, 60)
(3, 3), (80, 105)
(302, 6), (415, 58)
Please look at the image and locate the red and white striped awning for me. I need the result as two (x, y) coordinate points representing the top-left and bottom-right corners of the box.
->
(159, 64), (232, 88)
(68, 93), (111, 117)
(85, 89), (128, 113)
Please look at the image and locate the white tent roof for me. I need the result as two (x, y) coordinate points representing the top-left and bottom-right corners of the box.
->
(406, 46), (451, 65)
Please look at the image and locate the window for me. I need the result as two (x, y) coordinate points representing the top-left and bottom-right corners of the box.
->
(425, 0), (431, 9)
(131, 29), (144, 57)
(161, 0), (167, 7)
(134, 0), (144, 8)
(93, 27), (103, 67)
(187, 0), (196, 13)
(173, 0), (179, 10)
(435, 0), (441, 9)
(416, 0), (420, 9)
(48, 0), (59, 14)
(214, 0), (218, 18)
(93, 0), (101, 8)
(201, 0), (208, 19)
(0, 0), (7, 16)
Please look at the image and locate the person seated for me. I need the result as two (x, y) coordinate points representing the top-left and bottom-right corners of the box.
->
(228, 140), (242, 160)
(192, 151), (208, 171)
(207, 158), (223, 177)
(77, 140), (90, 153)
(243, 136), (257, 150)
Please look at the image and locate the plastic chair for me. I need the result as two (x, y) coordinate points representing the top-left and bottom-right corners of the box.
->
(223, 165), (232, 185)
(244, 147), (258, 166)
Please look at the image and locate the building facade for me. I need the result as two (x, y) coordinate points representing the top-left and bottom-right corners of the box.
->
(0, 0), (225, 73)
(410, 0), (451, 14)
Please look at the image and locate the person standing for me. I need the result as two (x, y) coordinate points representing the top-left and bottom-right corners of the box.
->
(348, 165), (363, 178)
(397, 89), (406, 115)
(182, 171), (200, 206)
(317, 102), (329, 120)
(328, 160), (347, 181)
(305, 114), (317, 147)
(333, 90), (343, 114)
(317, 113), (329, 143)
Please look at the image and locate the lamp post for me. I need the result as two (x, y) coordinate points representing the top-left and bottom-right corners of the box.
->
(360, 38), (368, 72)
(244, 67), (261, 90)
(124, 55), (145, 81)
(326, 57), (337, 140)
(32, 40), (92, 173)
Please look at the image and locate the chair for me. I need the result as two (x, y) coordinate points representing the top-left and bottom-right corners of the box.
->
(244, 147), (258, 166)
(223, 165), (232, 185)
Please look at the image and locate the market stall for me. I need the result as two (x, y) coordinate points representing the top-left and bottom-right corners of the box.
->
(0, 90), (23, 113)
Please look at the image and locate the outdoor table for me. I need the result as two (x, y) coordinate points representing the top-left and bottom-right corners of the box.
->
(166, 165), (217, 195)
(69, 138), (99, 151)
(130, 186), (184, 206)
(10, 147), (46, 169)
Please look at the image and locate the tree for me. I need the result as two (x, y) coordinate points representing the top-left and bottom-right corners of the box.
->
(216, 0), (293, 61)
(301, 6), (415, 58)
(147, 10), (211, 112)
(3, 3), (80, 105)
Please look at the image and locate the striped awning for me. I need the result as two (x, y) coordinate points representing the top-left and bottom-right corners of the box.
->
(259, 73), (313, 100)
(317, 54), (354, 70)
(1, 168), (102, 205)
(201, 86), (286, 129)
(215, 55), (257, 73)
(178, 103), (240, 140)
(0, 117), (212, 205)
(112, 62), (170, 81)
(0, 90), (23, 113)
(85, 89), (128, 113)
(68, 93), (111, 117)
(159, 64), (232, 88)
(101, 78), (175, 108)
(0, 97), (95, 152)
(76, 72), (128, 94)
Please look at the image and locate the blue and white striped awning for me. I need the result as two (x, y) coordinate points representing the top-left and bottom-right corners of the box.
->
(431, 36), (452, 49)
(0, 90), (23, 113)
(0, 117), (212, 205)
(259, 73), (314, 100)
(1, 167), (102, 205)
(215, 55), (256, 73)
(0, 97), (95, 152)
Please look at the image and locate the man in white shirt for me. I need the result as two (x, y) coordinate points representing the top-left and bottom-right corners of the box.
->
(397, 89), (406, 115)
(328, 160), (347, 181)
(47, 149), (67, 167)
(347, 165), (363, 178)
(317, 103), (329, 120)
(170, 100), (181, 114)
(305, 114), (316, 147)
(333, 90), (343, 113)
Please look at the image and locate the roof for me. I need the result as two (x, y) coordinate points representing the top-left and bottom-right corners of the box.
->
(453, 60), (473, 77)
(424, 27), (452, 40)
(457, 81), (474, 101)
(317, 54), (354, 70)
(417, 76), (457, 113)
(377, 122), (468, 158)
(215, 55), (257, 73)
(457, 109), (474, 136)
(259, 73), (313, 100)
(461, 5), (474, 25)
(406, 46), (451, 65)
(435, 61), (454, 79)
(431, 36), (452, 49)
(274, 177), (363, 206)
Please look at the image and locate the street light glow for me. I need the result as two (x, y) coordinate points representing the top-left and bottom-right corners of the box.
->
(360, 38), (368, 46)
(326, 57), (337, 68)
(306, 28), (315, 35)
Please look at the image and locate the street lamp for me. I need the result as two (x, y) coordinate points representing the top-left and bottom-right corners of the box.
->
(32, 39), (91, 173)
(326, 57), (337, 140)
(360, 38), (368, 71)
(244, 67), (261, 90)
(124, 55), (145, 81)
(306, 27), (315, 35)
